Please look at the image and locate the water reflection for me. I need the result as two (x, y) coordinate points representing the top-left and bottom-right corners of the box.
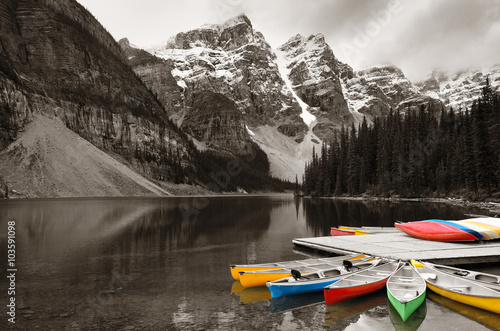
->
(0, 196), (495, 330)
(324, 290), (387, 327)
(427, 291), (500, 330)
(301, 198), (489, 236)
(269, 291), (324, 313)
(239, 286), (272, 305)
(388, 299), (427, 331)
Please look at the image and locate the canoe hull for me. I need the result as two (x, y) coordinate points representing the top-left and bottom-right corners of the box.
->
(414, 260), (500, 315)
(231, 266), (283, 280)
(324, 278), (388, 305)
(267, 278), (342, 298)
(386, 264), (427, 322)
(426, 280), (500, 314)
(395, 220), (479, 241)
(330, 227), (355, 236)
(387, 288), (426, 322)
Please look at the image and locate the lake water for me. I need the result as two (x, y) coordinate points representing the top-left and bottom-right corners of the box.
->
(1, 195), (499, 330)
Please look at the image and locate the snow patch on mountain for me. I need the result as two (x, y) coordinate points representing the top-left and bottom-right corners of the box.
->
(274, 49), (316, 127)
(340, 79), (366, 124)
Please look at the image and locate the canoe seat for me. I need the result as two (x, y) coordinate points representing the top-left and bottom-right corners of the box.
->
(391, 289), (420, 301)
(376, 272), (391, 276)
(403, 291), (418, 299)
(446, 285), (471, 293)
(421, 273), (437, 280)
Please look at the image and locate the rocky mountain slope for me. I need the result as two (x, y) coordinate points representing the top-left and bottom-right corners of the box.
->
(0, 115), (171, 197)
(0, 0), (200, 196)
(276, 34), (354, 140)
(418, 66), (500, 110)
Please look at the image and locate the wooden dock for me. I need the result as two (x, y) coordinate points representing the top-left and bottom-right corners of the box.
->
(293, 232), (500, 265)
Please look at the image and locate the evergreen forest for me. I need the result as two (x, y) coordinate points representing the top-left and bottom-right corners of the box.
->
(302, 79), (500, 200)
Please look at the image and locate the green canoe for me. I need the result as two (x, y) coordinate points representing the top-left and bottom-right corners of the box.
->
(387, 262), (426, 322)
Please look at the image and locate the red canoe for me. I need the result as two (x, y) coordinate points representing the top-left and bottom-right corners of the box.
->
(330, 227), (355, 236)
(395, 220), (482, 242)
(324, 260), (402, 305)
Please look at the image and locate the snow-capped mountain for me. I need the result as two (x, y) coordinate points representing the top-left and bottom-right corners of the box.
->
(418, 67), (500, 110)
(147, 14), (307, 143)
(124, 14), (497, 181)
(276, 34), (443, 129)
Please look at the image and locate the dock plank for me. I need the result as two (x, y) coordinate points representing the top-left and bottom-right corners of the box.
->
(293, 232), (500, 265)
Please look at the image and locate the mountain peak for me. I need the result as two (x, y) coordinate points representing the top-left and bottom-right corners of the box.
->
(118, 38), (130, 47)
(308, 33), (325, 43)
(157, 13), (258, 50)
(222, 13), (252, 29)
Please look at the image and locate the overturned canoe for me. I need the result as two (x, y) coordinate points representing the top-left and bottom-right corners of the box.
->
(324, 260), (402, 305)
(413, 260), (500, 314)
(266, 258), (381, 298)
(330, 227), (356, 236)
(229, 253), (365, 280)
(386, 262), (426, 322)
(331, 226), (399, 236)
(339, 226), (399, 234)
(395, 217), (500, 242)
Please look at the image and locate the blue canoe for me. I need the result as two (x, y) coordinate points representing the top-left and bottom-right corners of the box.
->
(266, 258), (381, 298)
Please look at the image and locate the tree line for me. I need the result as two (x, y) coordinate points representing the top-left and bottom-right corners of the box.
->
(302, 79), (500, 200)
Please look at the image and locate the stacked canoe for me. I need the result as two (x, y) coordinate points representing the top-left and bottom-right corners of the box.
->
(395, 217), (500, 241)
(330, 226), (399, 236)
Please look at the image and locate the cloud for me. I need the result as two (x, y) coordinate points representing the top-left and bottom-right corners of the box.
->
(77, 0), (500, 81)
(343, 0), (500, 81)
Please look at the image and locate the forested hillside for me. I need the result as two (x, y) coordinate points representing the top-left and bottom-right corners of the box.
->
(302, 79), (500, 200)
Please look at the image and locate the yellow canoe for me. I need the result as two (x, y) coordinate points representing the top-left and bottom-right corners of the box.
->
(230, 253), (365, 280)
(414, 260), (500, 314)
(238, 255), (372, 288)
(338, 226), (371, 235)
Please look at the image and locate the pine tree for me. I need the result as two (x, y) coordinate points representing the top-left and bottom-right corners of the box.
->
(462, 110), (477, 192)
(472, 94), (496, 194)
(376, 115), (391, 194)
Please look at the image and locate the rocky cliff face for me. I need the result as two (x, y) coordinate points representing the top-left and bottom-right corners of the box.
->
(341, 65), (425, 123)
(182, 91), (253, 154)
(0, 0), (198, 189)
(277, 34), (354, 139)
(119, 38), (184, 116)
(147, 14), (307, 142)
(275, 34), (444, 131)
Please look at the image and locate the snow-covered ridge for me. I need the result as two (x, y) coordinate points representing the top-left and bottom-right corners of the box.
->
(419, 66), (500, 109)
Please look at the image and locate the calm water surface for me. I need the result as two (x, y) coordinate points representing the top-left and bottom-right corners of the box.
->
(1, 195), (499, 330)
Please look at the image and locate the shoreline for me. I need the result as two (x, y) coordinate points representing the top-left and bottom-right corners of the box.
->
(3, 190), (499, 216)
(310, 195), (500, 216)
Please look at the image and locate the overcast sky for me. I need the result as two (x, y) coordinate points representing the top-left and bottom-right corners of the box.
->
(76, 0), (500, 82)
